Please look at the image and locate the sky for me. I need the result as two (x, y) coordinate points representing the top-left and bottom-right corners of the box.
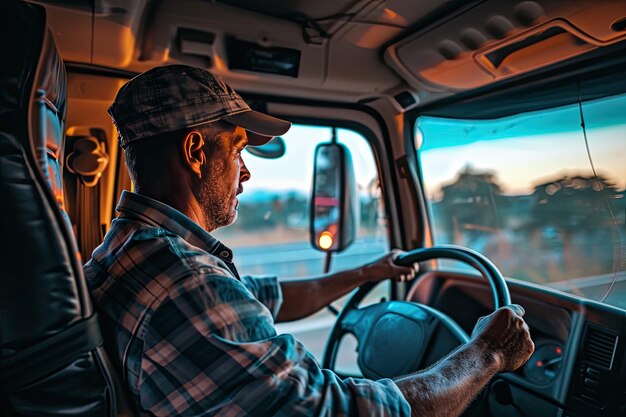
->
(419, 124), (626, 198)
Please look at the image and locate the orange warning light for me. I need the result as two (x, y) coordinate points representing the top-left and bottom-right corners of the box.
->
(318, 231), (334, 250)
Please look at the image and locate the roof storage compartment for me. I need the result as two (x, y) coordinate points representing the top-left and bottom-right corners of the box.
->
(385, 0), (626, 92)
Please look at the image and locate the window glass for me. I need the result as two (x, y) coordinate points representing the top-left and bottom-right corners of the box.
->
(213, 124), (390, 363)
(417, 94), (626, 309)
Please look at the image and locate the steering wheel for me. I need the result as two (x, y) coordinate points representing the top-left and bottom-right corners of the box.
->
(322, 245), (511, 379)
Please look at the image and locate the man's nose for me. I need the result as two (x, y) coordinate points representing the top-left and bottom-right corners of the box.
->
(239, 156), (251, 182)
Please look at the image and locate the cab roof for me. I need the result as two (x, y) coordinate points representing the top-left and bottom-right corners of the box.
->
(33, 0), (626, 112)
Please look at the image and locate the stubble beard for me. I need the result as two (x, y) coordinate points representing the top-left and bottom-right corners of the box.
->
(197, 170), (237, 231)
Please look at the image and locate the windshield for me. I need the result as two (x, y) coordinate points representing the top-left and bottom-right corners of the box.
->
(417, 93), (626, 309)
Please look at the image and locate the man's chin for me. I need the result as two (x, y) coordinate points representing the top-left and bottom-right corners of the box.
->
(221, 209), (238, 228)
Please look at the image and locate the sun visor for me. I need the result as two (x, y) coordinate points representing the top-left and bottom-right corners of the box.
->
(385, 0), (626, 94)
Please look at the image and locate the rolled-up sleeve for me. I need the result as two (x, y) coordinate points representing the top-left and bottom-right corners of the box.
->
(138, 273), (410, 417)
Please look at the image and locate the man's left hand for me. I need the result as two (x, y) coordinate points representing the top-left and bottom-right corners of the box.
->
(359, 249), (419, 283)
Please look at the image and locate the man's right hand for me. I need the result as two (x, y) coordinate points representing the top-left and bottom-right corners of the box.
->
(395, 303), (535, 417)
(470, 304), (535, 372)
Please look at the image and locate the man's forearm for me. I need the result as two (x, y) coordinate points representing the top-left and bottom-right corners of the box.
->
(276, 251), (416, 322)
(395, 340), (500, 417)
(276, 268), (368, 322)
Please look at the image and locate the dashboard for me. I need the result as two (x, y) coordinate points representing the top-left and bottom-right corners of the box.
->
(408, 272), (626, 417)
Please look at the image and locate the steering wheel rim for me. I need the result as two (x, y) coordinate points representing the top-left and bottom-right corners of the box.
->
(322, 245), (511, 373)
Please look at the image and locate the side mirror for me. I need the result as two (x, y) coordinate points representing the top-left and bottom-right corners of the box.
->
(310, 142), (359, 253)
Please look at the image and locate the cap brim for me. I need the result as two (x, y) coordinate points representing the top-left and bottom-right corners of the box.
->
(224, 110), (291, 146)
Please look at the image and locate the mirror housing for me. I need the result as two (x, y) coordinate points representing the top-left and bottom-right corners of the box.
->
(310, 142), (359, 253)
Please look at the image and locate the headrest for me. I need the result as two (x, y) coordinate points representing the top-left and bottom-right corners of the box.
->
(0, 0), (44, 144)
(0, 0), (67, 202)
(32, 29), (68, 207)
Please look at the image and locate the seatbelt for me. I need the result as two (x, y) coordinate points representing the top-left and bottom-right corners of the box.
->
(0, 314), (103, 392)
(76, 176), (104, 257)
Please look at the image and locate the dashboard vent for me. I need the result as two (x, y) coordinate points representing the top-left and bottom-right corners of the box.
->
(583, 326), (618, 369)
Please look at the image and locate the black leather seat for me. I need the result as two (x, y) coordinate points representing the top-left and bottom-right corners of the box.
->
(0, 1), (125, 415)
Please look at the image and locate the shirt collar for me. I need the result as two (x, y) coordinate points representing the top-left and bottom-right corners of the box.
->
(116, 190), (234, 263)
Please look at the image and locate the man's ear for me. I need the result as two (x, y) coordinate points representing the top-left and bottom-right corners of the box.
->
(181, 130), (206, 178)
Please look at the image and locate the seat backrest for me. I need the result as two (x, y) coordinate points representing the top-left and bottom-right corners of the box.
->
(0, 1), (125, 415)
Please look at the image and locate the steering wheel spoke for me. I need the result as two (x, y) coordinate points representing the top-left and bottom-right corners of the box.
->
(340, 307), (367, 335)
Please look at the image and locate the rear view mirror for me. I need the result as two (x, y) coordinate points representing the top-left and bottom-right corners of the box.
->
(310, 142), (359, 252)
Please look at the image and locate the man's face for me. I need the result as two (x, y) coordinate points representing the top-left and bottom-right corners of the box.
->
(197, 125), (251, 230)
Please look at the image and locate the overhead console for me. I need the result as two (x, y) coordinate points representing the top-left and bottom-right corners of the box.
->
(36, 0), (421, 102)
(385, 0), (626, 104)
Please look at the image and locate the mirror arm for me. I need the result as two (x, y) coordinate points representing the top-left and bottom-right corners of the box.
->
(323, 251), (333, 273)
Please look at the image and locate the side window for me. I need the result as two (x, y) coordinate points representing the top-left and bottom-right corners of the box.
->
(416, 93), (626, 309)
(212, 123), (390, 362)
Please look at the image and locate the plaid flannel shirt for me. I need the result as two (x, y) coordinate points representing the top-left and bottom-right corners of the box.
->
(85, 191), (410, 417)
